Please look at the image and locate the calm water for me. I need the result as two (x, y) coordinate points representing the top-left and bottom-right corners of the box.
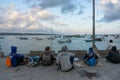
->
(0, 35), (120, 55)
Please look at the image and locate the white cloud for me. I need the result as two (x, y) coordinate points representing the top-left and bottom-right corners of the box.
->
(0, 5), (69, 34)
(54, 21), (68, 27)
(99, 0), (120, 22)
(7, 11), (18, 20)
(28, 23), (39, 30)
(111, 0), (118, 3)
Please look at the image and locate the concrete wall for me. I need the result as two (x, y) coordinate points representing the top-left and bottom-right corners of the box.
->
(28, 50), (109, 58)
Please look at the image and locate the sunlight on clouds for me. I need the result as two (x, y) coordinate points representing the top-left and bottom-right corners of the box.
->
(0, 6), (56, 32)
(100, 0), (109, 4)
(37, 10), (53, 20)
(54, 21), (67, 27)
(0, 4), (73, 34)
(111, 0), (118, 3)
(100, 0), (118, 4)
(20, 22), (27, 28)
(29, 15), (37, 22)
(28, 23), (39, 30)
(7, 11), (18, 20)
(38, 10), (49, 16)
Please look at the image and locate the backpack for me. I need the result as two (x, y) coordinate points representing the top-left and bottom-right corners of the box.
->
(11, 55), (18, 67)
(42, 53), (52, 66)
(5, 56), (12, 67)
(86, 57), (97, 66)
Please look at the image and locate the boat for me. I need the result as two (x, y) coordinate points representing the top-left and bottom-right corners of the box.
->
(57, 38), (72, 43)
(0, 37), (4, 39)
(84, 35), (103, 42)
(32, 37), (43, 40)
(114, 35), (120, 39)
(47, 37), (55, 40)
(16, 37), (28, 40)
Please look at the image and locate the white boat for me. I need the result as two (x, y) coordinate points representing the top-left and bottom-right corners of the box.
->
(84, 35), (103, 42)
(32, 37), (43, 40)
(58, 38), (72, 43)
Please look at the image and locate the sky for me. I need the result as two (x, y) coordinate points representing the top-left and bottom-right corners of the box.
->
(0, 0), (120, 34)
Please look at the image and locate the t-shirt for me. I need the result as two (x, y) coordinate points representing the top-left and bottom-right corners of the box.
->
(106, 42), (116, 50)
(56, 52), (74, 71)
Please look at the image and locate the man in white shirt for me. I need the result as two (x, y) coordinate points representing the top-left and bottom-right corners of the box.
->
(56, 46), (75, 72)
(106, 40), (116, 50)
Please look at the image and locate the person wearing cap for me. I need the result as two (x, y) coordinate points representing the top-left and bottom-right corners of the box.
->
(106, 40), (116, 50)
(40, 46), (56, 66)
(56, 46), (75, 72)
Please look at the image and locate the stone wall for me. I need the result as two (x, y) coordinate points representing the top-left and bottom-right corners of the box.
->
(28, 50), (109, 58)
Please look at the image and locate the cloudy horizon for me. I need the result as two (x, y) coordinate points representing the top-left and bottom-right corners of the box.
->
(0, 0), (120, 34)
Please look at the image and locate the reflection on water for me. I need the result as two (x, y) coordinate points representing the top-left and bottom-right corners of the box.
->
(0, 35), (120, 55)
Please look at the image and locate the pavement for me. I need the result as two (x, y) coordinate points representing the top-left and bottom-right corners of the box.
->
(0, 57), (120, 80)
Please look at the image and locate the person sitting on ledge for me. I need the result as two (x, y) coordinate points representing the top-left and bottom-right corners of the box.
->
(41, 46), (56, 66)
(56, 45), (75, 72)
(105, 46), (120, 64)
(106, 40), (116, 50)
(82, 47), (98, 66)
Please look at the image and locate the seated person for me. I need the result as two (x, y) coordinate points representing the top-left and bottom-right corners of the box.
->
(56, 46), (75, 72)
(105, 46), (120, 64)
(83, 48), (98, 66)
(106, 40), (116, 50)
(41, 46), (56, 66)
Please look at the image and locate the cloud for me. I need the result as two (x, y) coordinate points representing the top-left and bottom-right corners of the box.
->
(25, 0), (84, 14)
(61, 3), (76, 14)
(81, 16), (91, 20)
(0, 5), (69, 34)
(0, 6), (58, 33)
(78, 5), (85, 15)
(99, 0), (120, 22)
(54, 21), (68, 27)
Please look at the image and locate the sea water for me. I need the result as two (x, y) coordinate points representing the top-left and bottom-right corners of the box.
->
(0, 35), (120, 55)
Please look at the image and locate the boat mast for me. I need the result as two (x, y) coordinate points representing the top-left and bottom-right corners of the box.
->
(51, 16), (53, 51)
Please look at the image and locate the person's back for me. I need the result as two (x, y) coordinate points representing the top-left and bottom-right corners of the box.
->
(42, 52), (52, 66)
(57, 46), (75, 71)
(58, 52), (73, 71)
(106, 40), (115, 50)
(106, 46), (120, 64)
(41, 46), (55, 66)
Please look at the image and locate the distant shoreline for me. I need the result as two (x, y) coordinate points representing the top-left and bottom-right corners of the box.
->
(0, 33), (120, 36)
(0, 33), (58, 36)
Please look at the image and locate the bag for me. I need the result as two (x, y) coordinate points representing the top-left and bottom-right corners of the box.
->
(86, 57), (97, 66)
(11, 55), (18, 67)
(11, 54), (24, 67)
(29, 56), (40, 62)
(5, 57), (12, 67)
(42, 53), (52, 66)
(27, 62), (38, 67)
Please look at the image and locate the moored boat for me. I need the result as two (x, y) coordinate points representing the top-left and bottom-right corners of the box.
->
(58, 38), (72, 43)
